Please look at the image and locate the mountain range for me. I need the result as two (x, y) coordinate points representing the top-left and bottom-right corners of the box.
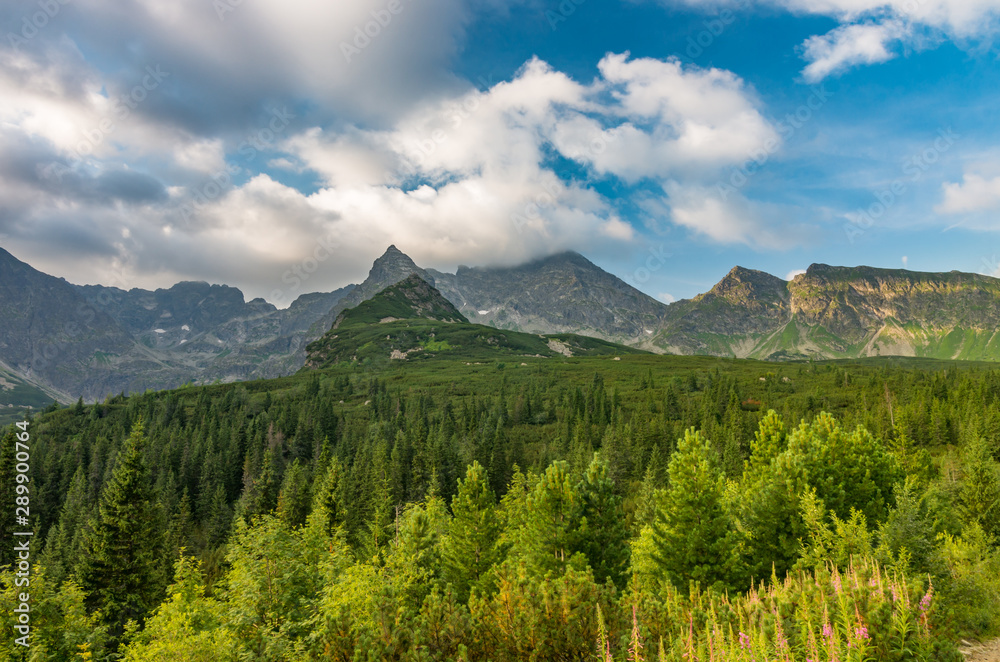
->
(4, 243), (1000, 407)
(304, 273), (642, 369)
(656, 263), (1000, 361)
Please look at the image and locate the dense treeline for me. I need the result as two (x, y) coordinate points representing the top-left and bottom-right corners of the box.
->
(2, 355), (1000, 659)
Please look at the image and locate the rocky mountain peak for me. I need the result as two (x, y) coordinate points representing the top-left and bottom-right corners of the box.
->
(705, 266), (788, 306)
(334, 274), (467, 329)
(368, 245), (432, 286)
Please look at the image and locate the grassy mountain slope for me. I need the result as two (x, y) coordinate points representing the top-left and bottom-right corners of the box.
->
(304, 274), (644, 369)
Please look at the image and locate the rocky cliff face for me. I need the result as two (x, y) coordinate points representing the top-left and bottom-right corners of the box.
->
(427, 251), (669, 343)
(654, 263), (1000, 361)
(654, 267), (790, 355)
(0, 247), (135, 400)
(0, 247), (354, 400)
(310, 245), (434, 338)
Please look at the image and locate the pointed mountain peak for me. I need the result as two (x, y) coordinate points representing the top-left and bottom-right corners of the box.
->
(334, 273), (468, 328)
(366, 245), (430, 285)
(703, 265), (788, 306)
(373, 244), (416, 266)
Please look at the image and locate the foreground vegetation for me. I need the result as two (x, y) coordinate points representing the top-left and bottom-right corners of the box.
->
(2, 353), (1000, 659)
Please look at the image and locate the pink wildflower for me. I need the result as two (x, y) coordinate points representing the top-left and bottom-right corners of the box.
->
(854, 626), (869, 640)
(920, 586), (933, 613)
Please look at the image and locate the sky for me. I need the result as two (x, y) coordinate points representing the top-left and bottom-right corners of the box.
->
(2, 0), (1000, 308)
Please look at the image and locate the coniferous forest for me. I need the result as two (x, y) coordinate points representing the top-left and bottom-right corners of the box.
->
(3, 354), (1000, 660)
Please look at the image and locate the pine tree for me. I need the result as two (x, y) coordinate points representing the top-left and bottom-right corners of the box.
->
(520, 461), (582, 578)
(744, 409), (786, 478)
(0, 430), (15, 570)
(442, 461), (500, 600)
(576, 453), (630, 588)
(277, 460), (311, 529)
(650, 428), (744, 594)
(77, 419), (167, 639)
(310, 457), (347, 536)
(39, 467), (89, 585)
(959, 435), (1000, 541)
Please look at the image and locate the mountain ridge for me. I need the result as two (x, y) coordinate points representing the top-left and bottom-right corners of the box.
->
(304, 274), (644, 369)
(6, 242), (1000, 401)
(654, 261), (1000, 361)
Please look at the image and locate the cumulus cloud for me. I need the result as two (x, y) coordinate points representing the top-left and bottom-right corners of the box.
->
(801, 20), (908, 82)
(664, 0), (1000, 79)
(0, 9), (804, 303)
(663, 182), (812, 249)
(937, 173), (1000, 214)
(1, 0), (485, 129)
(785, 268), (807, 280)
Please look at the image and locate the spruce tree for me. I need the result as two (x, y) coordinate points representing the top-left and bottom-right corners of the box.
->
(78, 418), (167, 639)
(650, 428), (743, 594)
(520, 460), (582, 578)
(959, 435), (1000, 541)
(442, 461), (500, 600)
(0, 430), (15, 570)
(40, 467), (89, 585)
(310, 457), (347, 536)
(577, 453), (630, 588)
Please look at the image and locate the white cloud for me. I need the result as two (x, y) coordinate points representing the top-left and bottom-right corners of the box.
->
(273, 52), (792, 266)
(565, 54), (780, 180)
(666, 0), (1000, 79)
(773, 0), (1000, 37)
(785, 268), (807, 280)
(937, 173), (1000, 214)
(801, 21), (908, 82)
(658, 292), (676, 303)
(0, 43), (230, 176)
(0, 46), (808, 301)
(663, 182), (811, 249)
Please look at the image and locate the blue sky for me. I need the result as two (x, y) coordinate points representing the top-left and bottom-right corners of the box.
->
(1, 0), (1000, 306)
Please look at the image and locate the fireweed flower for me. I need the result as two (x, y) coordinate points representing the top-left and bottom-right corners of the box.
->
(920, 586), (933, 613)
(739, 631), (750, 649)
